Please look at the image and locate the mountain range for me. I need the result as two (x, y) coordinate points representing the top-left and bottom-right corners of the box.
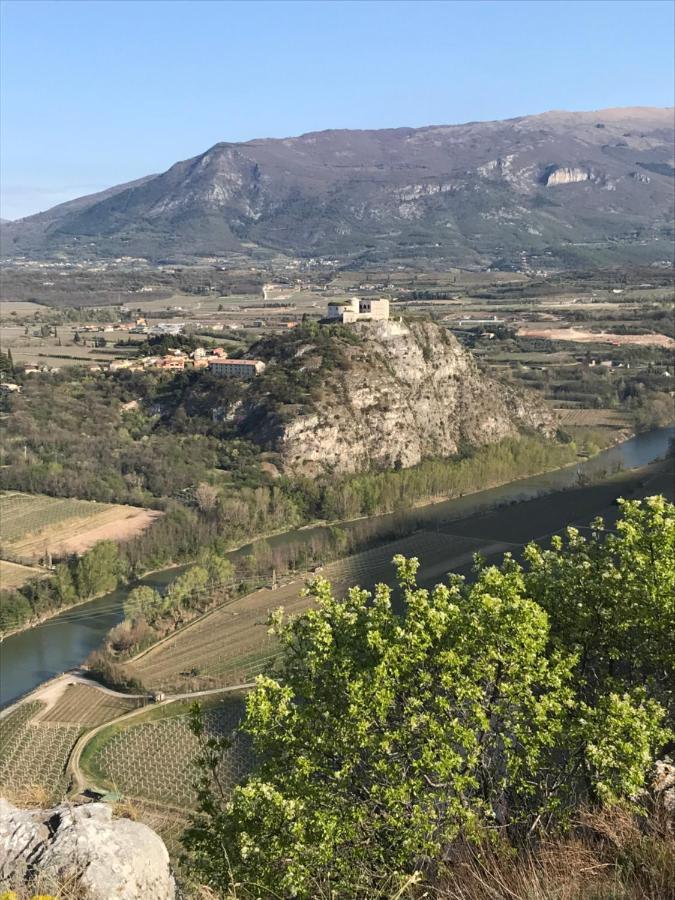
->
(2, 107), (673, 268)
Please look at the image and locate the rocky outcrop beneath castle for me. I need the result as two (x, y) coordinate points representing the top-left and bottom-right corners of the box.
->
(0, 799), (175, 899)
(252, 320), (556, 477)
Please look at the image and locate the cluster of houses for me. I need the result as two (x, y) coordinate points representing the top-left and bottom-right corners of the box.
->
(109, 346), (266, 379)
(73, 319), (185, 337)
(13, 298), (394, 380)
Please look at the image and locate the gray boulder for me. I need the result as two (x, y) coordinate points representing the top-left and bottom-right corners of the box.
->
(0, 798), (175, 899)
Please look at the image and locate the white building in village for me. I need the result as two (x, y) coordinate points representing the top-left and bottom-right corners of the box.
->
(326, 296), (390, 324)
(207, 358), (266, 379)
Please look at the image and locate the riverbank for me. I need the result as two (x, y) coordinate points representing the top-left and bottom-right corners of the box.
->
(2, 435), (577, 640)
(2, 425), (672, 708)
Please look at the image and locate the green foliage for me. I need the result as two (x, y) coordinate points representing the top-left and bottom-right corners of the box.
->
(0, 349), (14, 377)
(164, 565), (210, 614)
(578, 691), (668, 805)
(123, 585), (163, 624)
(524, 495), (675, 712)
(0, 591), (32, 632)
(184, 498), (673, 897)
(632, 391), (675, 432)
(316, 436), (577, 520)
(52, 562), (76, 606)
(197, 549), (235, 589)
(75, 540), (125, 599)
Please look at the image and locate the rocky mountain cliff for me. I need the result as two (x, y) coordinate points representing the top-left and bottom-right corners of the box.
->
(240, 320), (555, 476)
(2, 107), (673, 268)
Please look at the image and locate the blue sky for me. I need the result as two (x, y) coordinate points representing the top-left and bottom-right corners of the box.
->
(1, 0), (673, 220)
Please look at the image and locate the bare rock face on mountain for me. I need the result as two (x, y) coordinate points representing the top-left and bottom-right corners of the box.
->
(244, 320), (555, 477)
(0, 798), (175, 900)
(3, 107), (673, 268)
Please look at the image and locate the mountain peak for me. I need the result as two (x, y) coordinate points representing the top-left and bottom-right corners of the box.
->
(3, 107), (673, 268)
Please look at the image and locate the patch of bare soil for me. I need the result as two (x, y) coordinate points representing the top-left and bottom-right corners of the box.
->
(55, 508), (162, 556)
(517, 327), (675, 348)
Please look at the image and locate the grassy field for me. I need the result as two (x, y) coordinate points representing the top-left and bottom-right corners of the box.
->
(0, 558), (49, 589)
(80, 695), (252, 807)
(0, 490), (159, 562)
(129, 531), (497, 693)
(0, 299), (51, 319)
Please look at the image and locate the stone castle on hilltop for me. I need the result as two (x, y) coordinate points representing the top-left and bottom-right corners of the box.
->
(326, 297), (390, 324)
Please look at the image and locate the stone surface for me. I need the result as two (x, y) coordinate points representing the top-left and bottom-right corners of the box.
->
(653, 758), (675, 814)
(251, 319), (555, 477)
(0, 798), (175, 899)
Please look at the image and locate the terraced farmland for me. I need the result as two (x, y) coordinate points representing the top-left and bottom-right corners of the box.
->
(0, 490), (159, 562)
(0, 702), (80, 804)
(129, 531), (496, 693)
(38, 683), (142, 726)
(82, 696), (252, 807)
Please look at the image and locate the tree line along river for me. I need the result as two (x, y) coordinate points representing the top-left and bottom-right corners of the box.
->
(1, 425), (673, 708)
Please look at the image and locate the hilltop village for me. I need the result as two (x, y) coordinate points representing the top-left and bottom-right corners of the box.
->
(16, 297), (393, 378)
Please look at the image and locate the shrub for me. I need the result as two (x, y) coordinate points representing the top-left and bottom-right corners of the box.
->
(183, 498), (673, 898)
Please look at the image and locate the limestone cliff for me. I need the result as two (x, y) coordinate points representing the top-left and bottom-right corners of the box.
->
(243, 320), (556, 477)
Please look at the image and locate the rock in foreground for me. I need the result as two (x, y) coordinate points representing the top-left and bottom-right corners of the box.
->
(0, 798), (175, 900)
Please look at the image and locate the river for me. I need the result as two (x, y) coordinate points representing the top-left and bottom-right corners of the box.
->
(1, 425), (673, 708)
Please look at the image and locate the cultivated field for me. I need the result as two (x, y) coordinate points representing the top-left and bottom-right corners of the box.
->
(553, 408), (630, 428)
(37, 683), (142, 727)
(0, 491), (160, 562)
(0, 558), (48, 589)
(0, 702), (80, 804)
(0, 299), (51, 319)
(129, 531), (501, 693)
(0, 322), (149, 369)
(81, 696), (252, 807)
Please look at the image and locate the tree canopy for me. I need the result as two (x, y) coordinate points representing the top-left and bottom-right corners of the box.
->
(184, 496), (674, 897)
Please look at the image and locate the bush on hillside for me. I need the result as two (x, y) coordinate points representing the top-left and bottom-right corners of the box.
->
(183, 496), (674, 897)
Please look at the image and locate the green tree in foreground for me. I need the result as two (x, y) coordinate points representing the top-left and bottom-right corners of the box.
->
(184, 497), (673, 897)
(524, 495), (675, 714)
